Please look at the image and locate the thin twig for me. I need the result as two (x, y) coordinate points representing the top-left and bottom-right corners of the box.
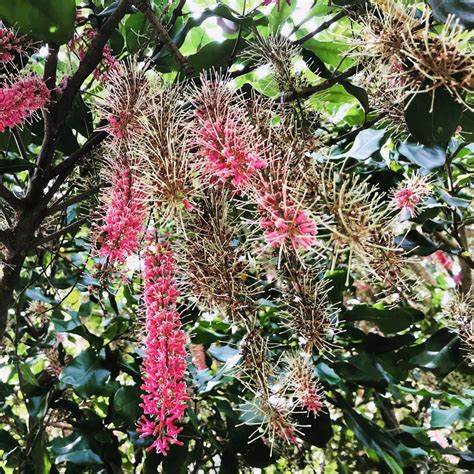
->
(281, 64), (362, 102)
(48, 131), (108, 181)
(11, 128), (29, 161)
(47, 184), (105, 215)
(31, 217), (89, 248)
(295, 10), (347, 46)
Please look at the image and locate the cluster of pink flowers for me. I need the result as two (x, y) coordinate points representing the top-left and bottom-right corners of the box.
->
(290, 361), (323, 415)
(68, 27), (119, 82)
(296, 378), (323, 414)
(432, 250), (453, 271)
(97, 165), (145, 264)
(0, 24), (24, 62)
(393, 174), (431, 216)
(106, 111), (139, 140)
(137, 239), (189, 455)
(196, 110), (267, 189)
(0, 75), (50, 132)
(258, 188), (317, 251)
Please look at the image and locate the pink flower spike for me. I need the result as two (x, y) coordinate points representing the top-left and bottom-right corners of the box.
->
(196, 111), (266, 189)
(96, 165), (145, 265)
(137, 239), (189, 455)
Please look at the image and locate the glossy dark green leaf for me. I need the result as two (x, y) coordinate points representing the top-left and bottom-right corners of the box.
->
(404, 89), (463, 146)
(358, 333), (415, 354)
(344, 128), (386, 160)
(59, 348), (111, 397)
(338, 396), (403, 473)
(395, 230), (439, 256)
(0, 0), (75, 44)
(113, 385), (142, 423)
(334, 352), (391, 388)
(315, 362), (342, 385)
(162, 440), (189, 474)
(399, 328), (461, 377)
(124, 12), (148, 54)
(431, 406), (473, 428)
(294, 410), (333, 447)
(436, 187), (471, 208)
(398, 142), (446, 170)
(342, 305), (424, 334)
(428, 0), (474, 29)
(50, 433), (102, 466)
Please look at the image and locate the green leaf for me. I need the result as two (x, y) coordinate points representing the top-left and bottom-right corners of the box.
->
(268, 1), (297, 34)
(431, 405), (473, 428)
(124, 12), (148, 54)
(398, 142), (446, 170)
(341, 305), (424, 334)
(338, 395), (403, 473)
(0, 158), (35, 174)
(59, 348), (111, 397)
(162, 440), (189, 474)
(113, 385), (142, 423)
(0, 0), (75, 44)
(404, 89), (464, 146)
(428, 0), (474, 30)
(436, 187), (471, 208)
(395, 230), (439, 256)
(334, 352), (391, 388)
(315, 362), (341, 385)
(31, 434), (51, 474)
(50, 433), (102, 466)
(399, 328), (461, 377)
(344, 128), (386, 160)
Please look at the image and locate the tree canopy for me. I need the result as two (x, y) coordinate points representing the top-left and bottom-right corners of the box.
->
(0, 0), (473, 472)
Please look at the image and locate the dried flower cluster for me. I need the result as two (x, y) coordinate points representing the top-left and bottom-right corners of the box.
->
(443, 292), (473, 360)
(353, 1), (474, 112)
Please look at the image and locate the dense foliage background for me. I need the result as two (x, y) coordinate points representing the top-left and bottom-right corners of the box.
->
(0, 0), (473, 472)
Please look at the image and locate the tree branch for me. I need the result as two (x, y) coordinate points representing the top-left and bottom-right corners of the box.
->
(0, 184), (22, 210)
(31, 217), (89, 248)
(281, 64), (362, 102)
(48, 131), (108, 181)
(133, 0), (193, 75)
(295, 10), (347, 46)
(47, 184), (104, 215)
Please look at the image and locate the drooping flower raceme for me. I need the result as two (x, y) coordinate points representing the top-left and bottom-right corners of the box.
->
(97, 165), (145, 264)
(68, 27), (119, 82)
(0, 75), (49, 132)
(0, 24), (24, 63)
(393, 173), (431, 216)
(196, 108), (267, 189)
(137, 240), (189, 455)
